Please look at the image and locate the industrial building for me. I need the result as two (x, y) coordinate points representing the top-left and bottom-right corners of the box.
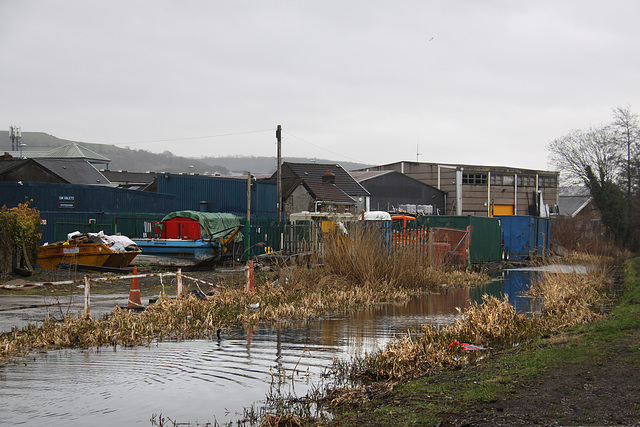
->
(358, 161), (559, 217)
(350, 169), (445, 215)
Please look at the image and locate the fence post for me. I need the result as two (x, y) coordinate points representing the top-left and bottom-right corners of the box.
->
(84, 274), (91, 318)
(427, 229), (434, 267)
(464, 226), (472, 267)
(176, 268), (183, 296)
(245, 260), (255, 293)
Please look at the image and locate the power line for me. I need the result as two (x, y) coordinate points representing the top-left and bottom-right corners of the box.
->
(282, 130), (364, 164)
(110, 128), (273, 146)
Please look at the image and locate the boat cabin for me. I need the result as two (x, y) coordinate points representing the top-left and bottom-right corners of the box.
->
(158, 217), (202, 240)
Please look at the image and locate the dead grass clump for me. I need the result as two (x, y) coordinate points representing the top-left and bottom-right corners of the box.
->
(353, 326), (456, 381)
(560, 250), (630, 271)
(529, 268), (611, 328)
(452, 294), (538, 347)
(321, 224), (487, 290)
(560, 251), (608, 265)
(322, 225), (423, 288)
(259, 413), (305, 427)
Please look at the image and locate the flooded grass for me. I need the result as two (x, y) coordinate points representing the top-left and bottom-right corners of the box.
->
(331, 294), (539, 387)
(0, 230), (489, 360)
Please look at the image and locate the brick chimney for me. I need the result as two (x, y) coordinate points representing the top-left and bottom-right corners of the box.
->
(322, 169), (335, 184)
(1, 152), (13, 161)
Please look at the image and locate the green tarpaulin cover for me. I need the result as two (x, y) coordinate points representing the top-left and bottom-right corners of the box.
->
(162, 211), (243, 241)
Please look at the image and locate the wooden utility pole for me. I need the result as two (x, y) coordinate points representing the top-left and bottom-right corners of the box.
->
(246, 171), (251, 261)
(276, 125), (282, 225)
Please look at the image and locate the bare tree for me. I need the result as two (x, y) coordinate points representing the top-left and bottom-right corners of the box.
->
(612, 105), (640, 197)
(547, 126), (620, 186)
(612, 106), (640, 247)
(547, 114), (639, 246)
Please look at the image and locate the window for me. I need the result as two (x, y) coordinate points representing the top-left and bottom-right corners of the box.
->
(517, 175), (535, 187)
(491, 175), (513, 185)
(540, 176), (557, 188)
(514, 175), (556, 188)
(462, 173), (487, 185)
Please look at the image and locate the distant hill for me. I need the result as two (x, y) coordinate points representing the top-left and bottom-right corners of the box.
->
(198, 156), (370, 176)
(0, 131), (371, 175)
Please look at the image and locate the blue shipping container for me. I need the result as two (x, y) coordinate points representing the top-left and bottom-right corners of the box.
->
(536, 217), (551, 256)
(498, 216), (551, 260)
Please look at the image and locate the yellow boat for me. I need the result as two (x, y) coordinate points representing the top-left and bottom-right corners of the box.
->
(37, 241), (140, 271)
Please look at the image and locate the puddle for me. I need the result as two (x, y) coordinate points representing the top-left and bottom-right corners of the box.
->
(508, 264), (591, 274)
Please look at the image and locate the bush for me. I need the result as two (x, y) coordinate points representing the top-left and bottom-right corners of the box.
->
(0, 201), (41, 279)
(551, 216), (619, 256)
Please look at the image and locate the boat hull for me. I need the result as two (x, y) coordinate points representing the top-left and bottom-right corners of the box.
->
(37, 242), (140, 270)
(132, 239), (222, 265)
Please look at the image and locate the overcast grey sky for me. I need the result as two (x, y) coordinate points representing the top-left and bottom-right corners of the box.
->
(2, 1), (639, 170)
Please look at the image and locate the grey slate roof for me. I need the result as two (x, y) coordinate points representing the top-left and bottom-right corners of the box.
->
(558, 195), (593, 217)
(45, 143), (111, 163)
(33, 159), (111, 185)
(0, 160), (22, 175)
(278, 162), (369, 198)
(303, 181), (355, 204)
(0, 158), (111, 185)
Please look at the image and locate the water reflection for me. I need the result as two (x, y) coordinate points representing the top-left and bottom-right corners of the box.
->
(468, 269), (545, 315)
(1, 269), (542, 425)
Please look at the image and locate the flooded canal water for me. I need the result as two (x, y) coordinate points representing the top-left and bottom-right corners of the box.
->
(1, 269), (543, 426)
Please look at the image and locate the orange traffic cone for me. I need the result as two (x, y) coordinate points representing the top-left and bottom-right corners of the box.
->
(128, 266), (143, 308)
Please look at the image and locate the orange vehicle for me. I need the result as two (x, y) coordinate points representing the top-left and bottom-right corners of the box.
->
(391, 215), (425, 245)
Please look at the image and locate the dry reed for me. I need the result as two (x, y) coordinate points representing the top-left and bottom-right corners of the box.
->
(322, 224), (487, 289)
(529, 266), (612, 329)
(259, 413), (305, 427)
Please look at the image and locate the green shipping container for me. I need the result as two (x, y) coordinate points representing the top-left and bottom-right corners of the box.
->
(417, 215), (502, 263)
